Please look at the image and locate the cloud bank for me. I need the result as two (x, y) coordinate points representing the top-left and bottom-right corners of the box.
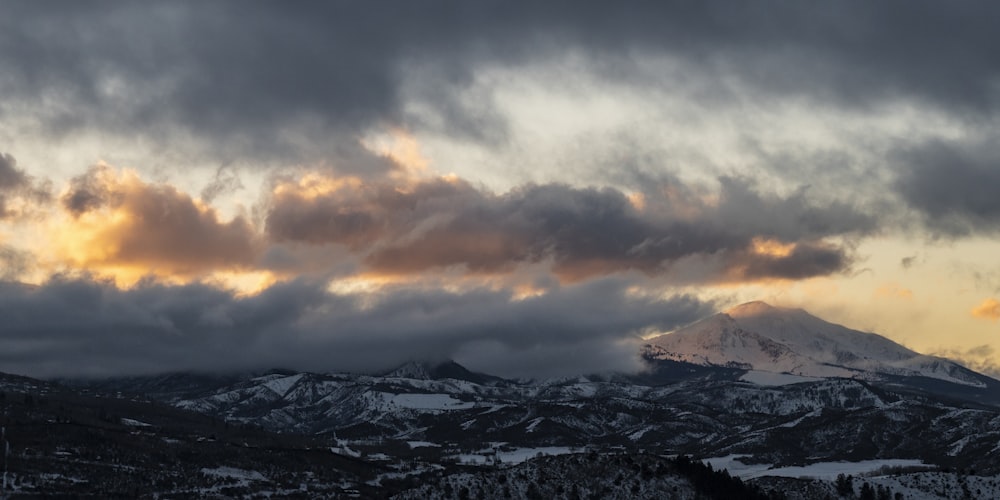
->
(2, 2), (1000, 377)
(0, 275), (709, 379)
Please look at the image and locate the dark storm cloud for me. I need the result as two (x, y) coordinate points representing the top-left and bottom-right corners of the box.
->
(5, 1), (998, 240)
(731, 241), (847, 281)
(894, 139), (1000, 236)
(3, 1), (1000, 165)
(0, 275), (711, 378)
(0, 153), (27, 191)
(266, 175), (873, 282)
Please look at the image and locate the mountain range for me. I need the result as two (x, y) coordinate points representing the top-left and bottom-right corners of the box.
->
(5, 301), (1000, 498)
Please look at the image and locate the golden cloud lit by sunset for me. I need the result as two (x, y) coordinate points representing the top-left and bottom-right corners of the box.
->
(750, 237), (796, 259)
(973, 298), (1000, 322)
(44, 165), (259, 284)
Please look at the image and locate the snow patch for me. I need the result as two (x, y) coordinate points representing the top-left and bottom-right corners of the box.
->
(200, 467), (267, 482)
(406, 441), (441, 449)
(331, 438), (362, 457)
(261, 373), (304, 396)
(525, 417), (544, 432)
(629, 426), (653, 441)
(948, 436), (973, 456)
(778, 409), (820, 428)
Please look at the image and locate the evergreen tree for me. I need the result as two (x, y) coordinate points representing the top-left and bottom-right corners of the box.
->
(876, 484), (891, 500)
(836, 474), (854, 497)
(859, 482), (875, 500)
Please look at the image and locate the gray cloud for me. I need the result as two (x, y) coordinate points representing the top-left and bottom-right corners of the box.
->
(709, 176), (878, 242)
(894, 139), (1000, 236)
(0, 153), (28, 218)
(0, 151), (49, 218)
(3, 2), (1000, 165)
(0, 246), (31, 280)
(200, 164), (243, 204)
(0, 275), (711, 379)
(0, 153), (27, 191)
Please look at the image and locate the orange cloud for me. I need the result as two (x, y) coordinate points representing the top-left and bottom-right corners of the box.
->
(52, 165), (259, 280)
(875, 283), (914, 300)
(361, 128), (431, 176)
(972, 298), (1000, 321)
(750, 237), (796, 258)
(626, 192), (646, 211)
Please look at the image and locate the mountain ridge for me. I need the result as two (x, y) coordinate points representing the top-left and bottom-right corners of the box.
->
(11, 302), (1000, 497)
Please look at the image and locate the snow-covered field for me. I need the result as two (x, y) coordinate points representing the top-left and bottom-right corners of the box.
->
(199, 466), (267, 482)
(703, 455), (926, 480)
(386, 393), (476, 410)
(406, 440), (441, 448)
(451, 446), (574, 465)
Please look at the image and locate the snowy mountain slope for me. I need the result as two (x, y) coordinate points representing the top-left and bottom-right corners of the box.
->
(69, 360), (1000, 473)
(647, 301), (993, 388)
(56, 302), (1000, 485)
(45, 347), (1000, 489)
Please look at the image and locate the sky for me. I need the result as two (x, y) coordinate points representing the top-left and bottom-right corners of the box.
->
(1, 1), (1000, 379)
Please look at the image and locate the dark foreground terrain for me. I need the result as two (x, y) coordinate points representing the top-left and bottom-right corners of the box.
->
(3, 360), (1000, 498)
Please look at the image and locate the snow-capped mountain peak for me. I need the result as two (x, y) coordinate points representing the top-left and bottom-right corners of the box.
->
(647, 301), (990, 387)
(724, 300), (783, 317)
